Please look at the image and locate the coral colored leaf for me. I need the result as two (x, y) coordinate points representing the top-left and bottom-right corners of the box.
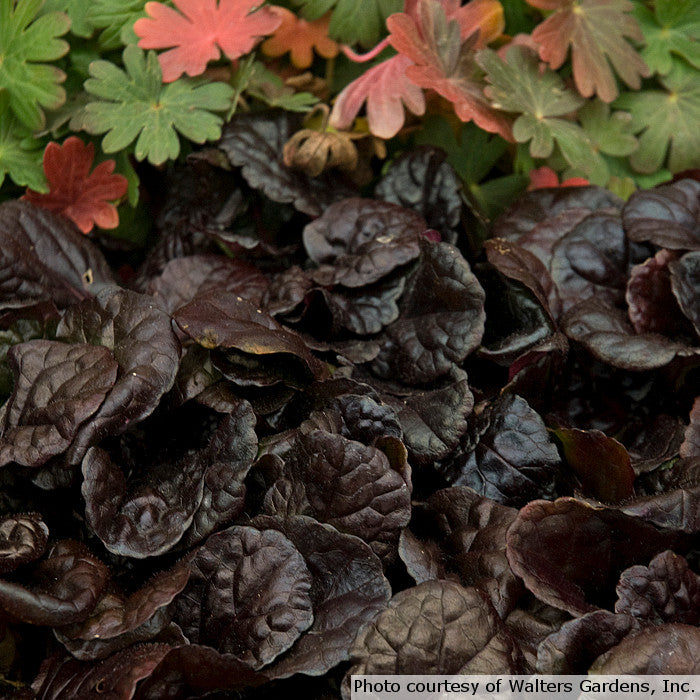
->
(527, 0), (650, 103)
(261, 8), (339, 69)
(22, 137), (128, 234)
(614, 60), (700, 174)
(76, 45), (234, 166)
(329, 54), (425, 139)
(634, 0), (700, 76)
(0, 0), (70, 130)
(387, 0), (511, 140)
(133, 0), (282, 82)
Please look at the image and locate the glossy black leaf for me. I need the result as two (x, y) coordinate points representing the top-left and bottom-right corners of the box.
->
(218, 111), (356, 217)
(0, 340), (118, 467)
(371, 238), (486, 385)
(56, 288), (181, 463)
(303, 198), (425, 288)
(0, 201), (114, 314)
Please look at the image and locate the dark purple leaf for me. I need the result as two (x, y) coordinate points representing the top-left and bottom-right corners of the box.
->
(289, 429), (411, 562)
(31, 644), (172, 700)
(381, 367), (473, 466)
(81, 444), (204, 559)
(0, 201), (114, 313)
(620, 414), (688, 475)
(252, 515), (391, 678)
(398, 528), (448, 584)
(615, 550), (700, 624)
(0, 340), (118, 468)
(173, 290), (327, 383)
(681, 397), (700, 458)
(670, 250), (700, 335)
(56, 288), (181, 463)
(405, 487), (523, 618)
(441, 394), (562, 507)
(303, 198), (425, 288)
(172, 524), (313, 669)
(622, 178), (700, 250)
(536, 610), (643, 674)
(563, 297), (700, 370)
(54, 556), (192, 660)
(626, 249), (689, 335)
(134, 644), (267, 699)
(492, 186), (622, 241)
(374, 146), (463, 241)
(506, 498), (681, 616)
(263, 265), (313, 318)
(371, 238), (486, 385)
(0, 513), (49, 575)
(590, 623), (700, 673)
(148, 255), (269, 314)
(551, 427), (636, 504)
(345, 580), (521, 675)
(218, 111), (357, 217)
(0, 540), (108, 626)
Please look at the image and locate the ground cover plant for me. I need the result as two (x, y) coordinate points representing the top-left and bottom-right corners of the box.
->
(0, 0), (699, 697)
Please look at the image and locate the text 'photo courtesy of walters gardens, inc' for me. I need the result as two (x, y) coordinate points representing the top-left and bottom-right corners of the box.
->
(351, 676), (700, 700)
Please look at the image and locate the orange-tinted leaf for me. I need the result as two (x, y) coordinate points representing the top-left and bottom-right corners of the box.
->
(133, 0), (282, 82)
(22, 137), (128, 234)
(527, 0), (650, 103)
(329, 54), (425, 139)
(387, 0), (512, 140)
(528, 166), (589, 190)
(261, 8), (339, 69)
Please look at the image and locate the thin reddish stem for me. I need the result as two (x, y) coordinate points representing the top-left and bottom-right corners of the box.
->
(340, 37), (392, 63)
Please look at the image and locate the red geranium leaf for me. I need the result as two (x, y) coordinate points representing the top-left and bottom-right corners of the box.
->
(134, 0), (282, 82)
(527, 0), (650, 103)
(387, 0), (512, 140)
(23, 137), (128, 235)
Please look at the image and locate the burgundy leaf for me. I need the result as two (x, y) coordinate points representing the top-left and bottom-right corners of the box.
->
(681, 397), (700, 458)
(0, 513), (49, 575)
(669, 250), (700, 336)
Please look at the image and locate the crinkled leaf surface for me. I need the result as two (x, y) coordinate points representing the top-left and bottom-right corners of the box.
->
(303, 197), (425, 288)
(615, 550), (700, 625)
(670, 251), (700, 336)
(0, 512), (48, 575)
(622, 178), (700, 250)
(0, 340), (118, 468)
(346, 579), (519, 675)
(536, 610), (643, 674)
(0, 540), (108, 626)
(381, 366), (473, 466)
(371, 238), (486, 385)
(374, 146), (463, 240)
(681, 398), (700, 459)
(442, 394), (562, 507)
(31, 643), (172, 699)
(56, 287), (181, 463)
(252, 515), (391, 678)
(289, 429), (411, 561)
(562, 297), (700, 371)
(0, 201), (115, 313)
(527, 0), (649, 102)
(218, 110), (356, 217)
(54, 556), (192, 660)
(590, 624), (700, 673)
(506, 498), (681, 616)
(173, 524), (314, 669)
(148, 255), (268, 314)
(77, 45), (234, 166)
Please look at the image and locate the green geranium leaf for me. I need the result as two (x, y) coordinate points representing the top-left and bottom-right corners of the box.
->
(87, 0), (146, 49)
(0, 0), (70, 130)
(615, 59), (700, 174)
(41, 0), (93, 38)
(291, 0), (402, 47)
(478, 46), (605, 178)
(635, 0), (700, 75)
(245, 62), (319, 113)
(0, 107), (46, 191)
(75, 45), (235, 166)
(578, 100), (638, 158)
